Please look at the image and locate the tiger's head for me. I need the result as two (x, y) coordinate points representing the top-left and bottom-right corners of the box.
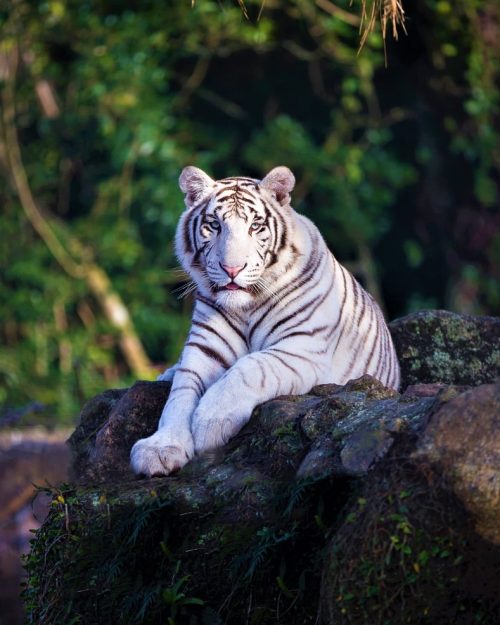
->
(175, 166), (298, 310)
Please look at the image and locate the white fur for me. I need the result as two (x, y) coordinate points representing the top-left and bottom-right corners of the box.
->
(131, 167), (400, 477)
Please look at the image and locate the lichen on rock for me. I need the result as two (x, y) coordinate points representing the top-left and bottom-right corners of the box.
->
(389, 309), (500, 387)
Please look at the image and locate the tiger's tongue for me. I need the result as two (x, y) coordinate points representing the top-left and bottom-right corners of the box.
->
(225, 283), (240, 290)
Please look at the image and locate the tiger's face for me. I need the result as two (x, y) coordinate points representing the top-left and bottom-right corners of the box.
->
(175, 166), (297, 310)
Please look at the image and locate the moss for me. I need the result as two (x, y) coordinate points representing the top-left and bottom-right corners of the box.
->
(321, 447), (500, 625)
(23, 476), (333, 625)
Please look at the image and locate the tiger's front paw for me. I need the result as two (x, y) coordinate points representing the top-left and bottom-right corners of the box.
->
(130, 430), (194, 477)
(192, 413), (242, 455)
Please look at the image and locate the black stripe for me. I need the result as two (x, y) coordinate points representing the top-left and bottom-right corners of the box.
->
(191, 215), (200, 255)
(177, 367), (206, 395)
(185, 341), (230, 369)
(265, 352), (304, 383)
(191, 320), (238, 358)
(183, 214), (194, 254)
(381, 327), (390, 386)
(342, 284), (370, 377)
(268, 275), (333, 340)
(238, 368), (252, 388)
(391, 336), (400, 389)
(325, 263), (348, 344)
(169, 385), (202, 397)
(323, 268), (345, 342)
(216, 191), (237, 202)
(195, 295), (247, 346)
(275, 325), (329, 343)
(346, 273), (359, 336)
(387, 330), (397, 388)
(271, 209), (287, 253)
(255, 358), (266, 389)
(249, 248), (324, 340)
(373, 316), (386, 381)
(267, 347), (314, 364)
(363, 308), (379, 374)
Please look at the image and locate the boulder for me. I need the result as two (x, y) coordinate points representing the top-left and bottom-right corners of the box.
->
(389, 309), (500, 387)
(320, 435), (500, 625)
(24, 311), (500, 625)
(68, 382), (170, 484)
(414, 382), (500, 545)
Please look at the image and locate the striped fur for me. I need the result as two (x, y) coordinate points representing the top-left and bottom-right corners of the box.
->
(131, 166), (400, 477)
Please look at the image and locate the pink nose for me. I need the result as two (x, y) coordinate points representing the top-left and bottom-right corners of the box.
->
(221, 264), (245, 279)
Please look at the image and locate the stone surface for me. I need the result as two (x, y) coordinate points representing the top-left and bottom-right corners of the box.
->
(25, 310), (500, 625)
(414, 382), (500, 545)
(27, 377), (500, 624)
(320, 444), (500, 625)
(69, 381), (170, 483)
(69, 376), (429, 486)
(389, 309), (500, 387)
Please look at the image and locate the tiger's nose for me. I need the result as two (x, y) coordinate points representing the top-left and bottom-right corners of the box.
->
(220, 263), (245, 279)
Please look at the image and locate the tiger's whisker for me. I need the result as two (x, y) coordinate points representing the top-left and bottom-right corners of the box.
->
(173, 280), (198, 299)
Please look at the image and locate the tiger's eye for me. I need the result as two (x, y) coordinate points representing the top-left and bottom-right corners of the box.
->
(250, 222), (262, 231)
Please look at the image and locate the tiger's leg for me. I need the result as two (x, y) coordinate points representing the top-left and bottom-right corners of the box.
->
(130, 349), (230, 477)
(192, 349), (319, 454)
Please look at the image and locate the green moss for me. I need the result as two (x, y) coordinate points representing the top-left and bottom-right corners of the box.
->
(23, 473), (334, 625)
(390, 311), (500, 387)
(429, 349), (453, 375)
(322, 450), (500, 625)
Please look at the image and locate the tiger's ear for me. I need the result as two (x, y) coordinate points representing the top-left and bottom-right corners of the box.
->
(179, 166), (214, 208)
(260, 166), (295, 206)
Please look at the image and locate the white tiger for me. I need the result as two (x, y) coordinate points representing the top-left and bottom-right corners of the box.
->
(131, 166), (400, 477)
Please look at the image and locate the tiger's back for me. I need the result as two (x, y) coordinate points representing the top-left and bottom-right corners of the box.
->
(131, 166), (399, 477)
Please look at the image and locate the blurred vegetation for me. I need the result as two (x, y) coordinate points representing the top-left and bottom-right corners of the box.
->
(0, 0), (498, 425)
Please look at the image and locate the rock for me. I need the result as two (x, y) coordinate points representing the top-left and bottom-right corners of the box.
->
(414, 382), (500, 545)
(68, 387), (127, 480)
(69, 375), (426, 485)
(69, 381), (170, 483)
(26, 378), (500, 624)
(339, 426), (394, 475)
(389, 309), (500, 387)
(24, 311), (500, 625)
(320, 445), (500, 625)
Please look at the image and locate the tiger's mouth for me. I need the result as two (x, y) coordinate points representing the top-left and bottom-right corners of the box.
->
(224, 283), (246, 291)
(214, 282), (250, 293)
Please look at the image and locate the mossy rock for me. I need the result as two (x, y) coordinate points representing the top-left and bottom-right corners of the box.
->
(23, 440), (328, 624)
(24, 311), (500, 624)
(389, 310), (500, 387)
(321, 446), (500, 625)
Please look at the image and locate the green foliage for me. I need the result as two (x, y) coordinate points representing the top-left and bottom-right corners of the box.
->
(22, 485), (211, 625)
(1, 0), (499, 424)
